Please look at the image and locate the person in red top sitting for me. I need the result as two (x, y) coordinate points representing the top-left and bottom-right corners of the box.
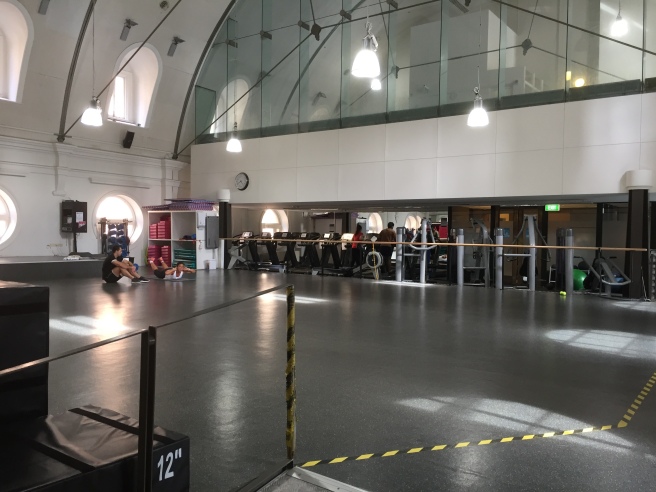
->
(351, 224), (364, 266)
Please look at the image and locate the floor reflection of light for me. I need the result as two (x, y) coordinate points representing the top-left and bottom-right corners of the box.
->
(612, 301), (656, 313)
(50, 315), (131, 337)
(397, 396), (637, 455)
(263, 293), (329, 304)
(546, 329), (656, 359)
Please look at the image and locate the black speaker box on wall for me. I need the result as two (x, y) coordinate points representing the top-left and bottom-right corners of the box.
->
(122, 131), (135, 149)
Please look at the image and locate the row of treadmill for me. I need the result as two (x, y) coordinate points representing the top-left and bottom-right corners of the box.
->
(227, 231), (380, 277)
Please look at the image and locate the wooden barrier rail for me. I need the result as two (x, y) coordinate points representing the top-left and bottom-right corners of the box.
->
(219, 237), (647, 253)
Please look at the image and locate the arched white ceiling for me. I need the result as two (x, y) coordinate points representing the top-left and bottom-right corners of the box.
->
(0, 0), (232, 159)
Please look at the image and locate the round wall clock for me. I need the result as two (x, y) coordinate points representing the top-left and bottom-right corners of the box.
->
(235, 172), (249, 191)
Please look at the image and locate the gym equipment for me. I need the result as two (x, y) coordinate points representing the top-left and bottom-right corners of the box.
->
(317, 233), (361, 277)
(456, 218), (492, 287)
(227, 232), (252, 269)
(407, 219), (439, 284)
(572, 269), (587, 291)
(585, 255), (631, 297)
(494, 215), (550, 291)
(277, 232), (299, 268)
(288, 232), (321, 274)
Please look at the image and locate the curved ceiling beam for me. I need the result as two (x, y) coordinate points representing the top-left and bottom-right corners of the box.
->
(56, 0), (96, 143)
(172, 0), (237, 159)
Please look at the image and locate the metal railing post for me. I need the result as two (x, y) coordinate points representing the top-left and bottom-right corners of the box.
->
(456, 229), (464, 286)
(396, 227), (404, 282)
(495, 228), (504, 290)
(565, 229), (574, 295)
(137, 326), (157, 492)
(285, 285), (296, 461)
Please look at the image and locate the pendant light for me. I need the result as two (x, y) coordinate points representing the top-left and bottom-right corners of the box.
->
(226, 122), (242, 152)
(611, 0), (629, 38)
(468, 4), (489, 128)
(351, 3), (379, 79)
(81, 6), (103, 127)
(370, 78), (382, 91)
(226, 86), (241, 153)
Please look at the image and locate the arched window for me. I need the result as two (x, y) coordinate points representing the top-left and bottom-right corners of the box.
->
(95, 194), (143, 241)
(368, 213), (383, 233)
(0, 188), (17, 245)
(0, 0), (33, 102)
(211, 78), (249, 134)
(107, 44), (162, 127)
(261, 209), (288, 236)
(405, 215), (418, 231)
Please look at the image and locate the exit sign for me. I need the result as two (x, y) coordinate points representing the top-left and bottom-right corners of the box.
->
(545, 204), (560, 212)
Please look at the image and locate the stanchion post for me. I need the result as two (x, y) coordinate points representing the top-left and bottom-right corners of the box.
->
(396, 227), (404, 282)
(565, 229), (574, 295)
(495, 228), (503, 290)
(285, 285), (296, 461)
(456, 229), (464, 286)
(137, 326), (157, 492)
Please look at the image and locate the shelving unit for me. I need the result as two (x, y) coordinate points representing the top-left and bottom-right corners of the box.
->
(147, 210), (217, 269)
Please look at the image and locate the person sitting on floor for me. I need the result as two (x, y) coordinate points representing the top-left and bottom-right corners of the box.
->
(148, 258), (196, 279)
(102, 245), (149, 283)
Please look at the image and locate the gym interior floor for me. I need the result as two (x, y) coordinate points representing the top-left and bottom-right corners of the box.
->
(40, 270), (656, 491)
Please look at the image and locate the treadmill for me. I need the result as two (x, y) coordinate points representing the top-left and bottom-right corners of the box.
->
(288, 232), (321, 274)
(256, 232), (285, 273)
(227, 231), (253, 269)
(316, 233), (358, 277)
(276, 231), (299, 268)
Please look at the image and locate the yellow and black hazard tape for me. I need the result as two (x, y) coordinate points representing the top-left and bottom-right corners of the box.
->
(301, 371), (656, 468)
(300, 425), (617, 467)
(618, 371), (656, 427)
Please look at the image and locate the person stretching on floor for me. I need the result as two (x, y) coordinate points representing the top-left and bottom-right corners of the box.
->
(148, 258), (196, 279)
(102, 245), (149, 283)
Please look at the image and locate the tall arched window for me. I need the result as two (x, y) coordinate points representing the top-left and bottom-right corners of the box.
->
(95, 194), (143, 241)
(210, 78), (249, 134)
(0, 188), (17, 245)
(107, 44), (162, 127)
(0, 0), (33, 102)
(368, 213), (383, 233)
(261, 209), (288, 236)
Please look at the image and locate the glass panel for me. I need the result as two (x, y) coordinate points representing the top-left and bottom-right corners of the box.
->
(567, 28), (642, 89)
(341, 1), (389, 123)
(388, 2), (441, 117)
(499, 0), (567, 101)
(194, 86), (217, 139)
(440, 0), (501, 108)
(567, 0), (643, 90)
(298, 1), (342, 131)
(262, 1), (300, 131)
(644, 1), (656, 80)
(569, 0), (643, 49)
(228, 19), (262, 135)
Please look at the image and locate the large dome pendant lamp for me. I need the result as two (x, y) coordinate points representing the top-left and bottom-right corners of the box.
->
(611, 0), (629, 38)
(351, 13), (380, 79)
(81, 5), (103, 127)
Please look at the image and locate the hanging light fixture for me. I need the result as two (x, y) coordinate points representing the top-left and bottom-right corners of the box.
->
(468, 3), (488, 128)
(81, 97), (103, 126)
(351, 5), (380, 80)
(611, 0), (629, 38)
(370, 78), (382, 91)
(226, 86), (241, 153)
(82, 6), (103, 127)
(226, 122), (242, 152)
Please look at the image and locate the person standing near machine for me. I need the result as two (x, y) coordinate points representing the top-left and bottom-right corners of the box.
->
(351, 224), (364, 267)
(378, 222), (396, 274)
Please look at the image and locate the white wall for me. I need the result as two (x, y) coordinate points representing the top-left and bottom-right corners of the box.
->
(0, 135), (189, 258)
(191, 93), (656, 204)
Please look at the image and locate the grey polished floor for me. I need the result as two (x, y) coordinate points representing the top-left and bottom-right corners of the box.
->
(38, 270), (656, 491)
